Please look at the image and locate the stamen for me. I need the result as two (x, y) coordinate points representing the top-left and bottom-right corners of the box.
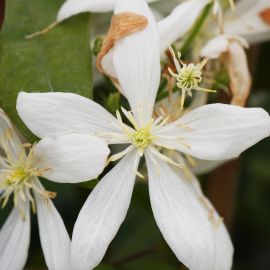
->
(149, 146), (185, 169)
(106, 145), (135, 166)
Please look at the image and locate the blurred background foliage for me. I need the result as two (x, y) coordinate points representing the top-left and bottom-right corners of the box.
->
(0, 0), (270, 269)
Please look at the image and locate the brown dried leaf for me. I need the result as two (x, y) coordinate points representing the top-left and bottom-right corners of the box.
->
(227, 41), (252, 107)
(260, 8), (270, 26)
(96, 12), (148, 79)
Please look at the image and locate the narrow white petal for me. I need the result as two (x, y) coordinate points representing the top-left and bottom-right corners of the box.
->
(172, 152), (233, 270)
(158, 0), (210, 52)
(34, 183), (70, 270)
(0, 203), (30, 270)
(0, 109), (23, 160)
(17, 92), (121, 138)
(201, 35), (230, 59)
(33, 134), (109, 183)
(71, 150), (139, 270)
(57, 0), (116, 22)
(57, 0), (162, 22)
(192, 158), (227, 175)
(113, 0), (160, 126)
(201, 35), (249, 59)
(146, 153), (216, 270)
(225, 0), (270, 44)
(156, 104), (270, 160)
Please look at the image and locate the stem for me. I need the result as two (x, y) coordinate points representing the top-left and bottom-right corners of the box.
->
(180, 3), (213, 55)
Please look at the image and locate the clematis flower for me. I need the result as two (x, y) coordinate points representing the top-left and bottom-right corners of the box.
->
(224, 0), (270, 44)
(0, 110), (109, 269)
(17, 0), (270, 269)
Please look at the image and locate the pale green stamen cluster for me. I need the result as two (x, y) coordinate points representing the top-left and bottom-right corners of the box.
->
(132, 128), (152, 152)
(168, 46), (216, 110)
(0, 131), (54, 216)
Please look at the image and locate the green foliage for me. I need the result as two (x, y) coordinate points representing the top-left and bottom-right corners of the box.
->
(0, 0), (92, 142)
(106, 92), (120, 114)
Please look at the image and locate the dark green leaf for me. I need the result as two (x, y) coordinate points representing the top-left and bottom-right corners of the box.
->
(0, 0), (92, 142)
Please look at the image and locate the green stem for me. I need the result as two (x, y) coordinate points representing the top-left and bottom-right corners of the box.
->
(180, 3), (213, 55)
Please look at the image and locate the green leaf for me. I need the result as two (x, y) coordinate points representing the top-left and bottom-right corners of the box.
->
(0, 0), (92, 142)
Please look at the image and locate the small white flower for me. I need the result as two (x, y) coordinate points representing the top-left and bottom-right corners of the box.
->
(224, 0), (270, 44)
(0, 110), (109, 270)
(16, 0), (270, 269)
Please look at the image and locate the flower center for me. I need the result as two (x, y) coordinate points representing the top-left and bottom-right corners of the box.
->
(0, 142), (54, 213)
(177, 64), (202, 90)
(4, 166), (30, 186)
(132, 128), (152, 150)
(168, 46), (216, 110)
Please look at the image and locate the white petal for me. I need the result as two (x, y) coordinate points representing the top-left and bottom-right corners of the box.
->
(0, 203), (30, 270)
(71, 150), (139, 270)
(214, 216), (234, 270)
(17, 92), (121, 138)
(225, 0), (270, 44)
(201, 35), (230, 59)
(32, 134), (109, 183)
(101, 50), (118, 79)
(192, 158), (227, 175)
(113, 0), (160, 126)
(34, 183), (70, 270)
(57, 0), (116, 22)
(155, 104), (270, 160)
(57, 0), (161, 22)
(145, 152), (216, 270)
(158, 0), (210, 52)
(170, 151), (234, 270)
(201, 35), (249, 59)
(0, 109), (23, 160)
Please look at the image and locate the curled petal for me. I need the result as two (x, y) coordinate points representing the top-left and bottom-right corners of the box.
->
(228, 40), (252, 107)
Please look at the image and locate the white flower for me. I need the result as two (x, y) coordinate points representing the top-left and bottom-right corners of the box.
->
(0, 110), (109, 270)
(224, 0), (270, 44)
(16, 0), (270, 269)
